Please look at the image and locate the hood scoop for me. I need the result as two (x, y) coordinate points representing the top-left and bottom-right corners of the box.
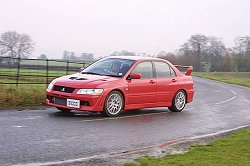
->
(76, 78), (88, 80)
(69, 77), (88, 80)
(69, 77), (78, 80)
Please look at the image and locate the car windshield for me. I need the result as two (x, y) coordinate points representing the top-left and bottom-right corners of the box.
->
(82, 58), (135, 77)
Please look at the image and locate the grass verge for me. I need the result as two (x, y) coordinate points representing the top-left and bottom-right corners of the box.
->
(125, 72), (250, 166)
(0, 84), (46, 109)
(125, 127), (250, 166)
(192, 72), (250, 87)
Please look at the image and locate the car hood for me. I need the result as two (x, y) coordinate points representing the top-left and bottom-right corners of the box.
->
(53, 73), (120, 88)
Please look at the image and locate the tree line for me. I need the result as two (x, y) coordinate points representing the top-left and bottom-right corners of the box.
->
(0, 31), (34, 59)
(1, 31), (249, 72)
(157, 35), (250, 72)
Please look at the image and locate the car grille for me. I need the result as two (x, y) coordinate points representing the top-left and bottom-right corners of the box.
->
(52, 97), (67, 106)
(53, 85), (75, 93)
(50, 97), (89, 106)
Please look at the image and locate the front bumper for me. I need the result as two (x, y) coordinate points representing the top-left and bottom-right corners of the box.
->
(46, 90), (105, 112)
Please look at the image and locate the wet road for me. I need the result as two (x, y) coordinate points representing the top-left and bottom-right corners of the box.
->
(0, 77), (250, 165)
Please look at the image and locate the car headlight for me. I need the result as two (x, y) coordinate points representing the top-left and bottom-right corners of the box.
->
(47, 82), (54, 91)
(77, 88), (104, 95)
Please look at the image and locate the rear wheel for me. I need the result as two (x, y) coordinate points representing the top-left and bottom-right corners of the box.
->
(102, 91), (124, 117)
(168, 90), (186, 112)
(56, 107), (71, 113)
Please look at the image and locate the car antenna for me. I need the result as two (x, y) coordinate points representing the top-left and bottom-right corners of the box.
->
(152, 46), (160, 57)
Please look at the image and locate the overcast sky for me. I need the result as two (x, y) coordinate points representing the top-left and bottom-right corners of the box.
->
(0, 0), (249, 58)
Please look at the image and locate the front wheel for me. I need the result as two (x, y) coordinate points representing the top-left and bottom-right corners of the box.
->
(168, 90), (186, 112)
(102, 91), (124, 117)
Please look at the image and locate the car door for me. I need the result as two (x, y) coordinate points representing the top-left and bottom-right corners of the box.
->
(127, 61), (156, 105)
(153, 61), (179, 104)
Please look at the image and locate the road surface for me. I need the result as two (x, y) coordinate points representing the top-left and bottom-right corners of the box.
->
(0, 77), (250, 165)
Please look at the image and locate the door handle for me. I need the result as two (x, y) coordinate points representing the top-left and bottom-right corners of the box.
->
(172, 79), (177, 82)
(149, 80), (155, 84)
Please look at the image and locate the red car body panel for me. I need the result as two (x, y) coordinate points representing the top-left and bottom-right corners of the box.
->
(46, 56), (194, 112)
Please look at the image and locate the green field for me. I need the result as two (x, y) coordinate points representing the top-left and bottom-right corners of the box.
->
(0, 58), (93, 83)
(19, 59), (90, 67)
(1, 72), (250, 109)
(192, 72), (250, 87)
(0, 84), (46, 109)
(0, 68), (75, 76)
(0, 68), (78, 83)
(125, 128), (250, 166)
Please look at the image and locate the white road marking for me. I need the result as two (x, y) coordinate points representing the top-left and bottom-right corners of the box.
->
(190, 124), (250, 139)
(80, 108), (194, 122)
(216, 96), (236, 105)
(24, 116), (43, 120)
(80, 112), (168, 122)
(16, 124), (250, 166)
(14, 154), (109, 166)
(195, 77), (239, 105)
(12, 125), (26, 128)
(230, 90), (237, 95)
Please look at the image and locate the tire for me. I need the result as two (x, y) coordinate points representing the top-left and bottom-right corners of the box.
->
(168, 90), (186, 112)
(56, 107), (71, 113)
(102, 91), (124, 117)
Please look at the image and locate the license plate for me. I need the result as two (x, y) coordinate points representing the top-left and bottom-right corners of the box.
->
(67, 99), (80, 108)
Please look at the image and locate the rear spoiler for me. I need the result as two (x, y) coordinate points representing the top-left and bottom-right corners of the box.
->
(174, 65), (193, 76)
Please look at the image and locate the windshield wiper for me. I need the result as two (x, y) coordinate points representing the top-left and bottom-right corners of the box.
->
(81, 72), (102, 75)
(104, 74), (120, 77)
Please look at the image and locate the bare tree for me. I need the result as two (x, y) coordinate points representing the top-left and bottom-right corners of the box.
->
(179, 34), (208, 71)
(0, 31), (35, 58)
(233, 36), (250, 55)
(206, 36), (226, 71)
(232, 36), (250, 71)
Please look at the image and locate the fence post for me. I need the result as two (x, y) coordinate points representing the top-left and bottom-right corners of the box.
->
(46, 59), (49, 87)
(16, 56), (21, 87)
(66, 60), (69, 75)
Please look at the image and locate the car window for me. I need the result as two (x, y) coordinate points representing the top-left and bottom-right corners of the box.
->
(132, 61), (153, 79)
(169, 66), (176, 77)
(154, 61), (175, 78)
(82, 58), (135, 77)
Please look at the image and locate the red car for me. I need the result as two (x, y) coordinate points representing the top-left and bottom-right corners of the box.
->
(46, 56), (194, 116)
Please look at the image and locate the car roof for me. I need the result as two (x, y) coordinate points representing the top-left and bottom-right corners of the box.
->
(107, 56), (165, 61)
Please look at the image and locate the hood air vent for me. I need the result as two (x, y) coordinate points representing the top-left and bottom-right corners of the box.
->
(76, 78), (88, 80)
(69, 77), (77, 80)
(69, 77), (88, 80)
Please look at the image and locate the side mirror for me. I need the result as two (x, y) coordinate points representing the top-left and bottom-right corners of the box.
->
(79, 67), (84, 73)
(130, 73), (142, 79)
